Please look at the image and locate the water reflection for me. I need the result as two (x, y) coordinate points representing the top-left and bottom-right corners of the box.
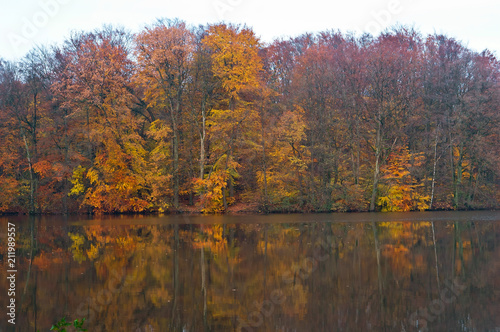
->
(0, 212), (499, 331)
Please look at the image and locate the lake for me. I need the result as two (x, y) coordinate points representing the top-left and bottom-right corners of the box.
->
(1, 211), (499, 331)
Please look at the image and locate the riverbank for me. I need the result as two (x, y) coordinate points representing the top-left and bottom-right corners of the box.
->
(2, 202), (498, 217)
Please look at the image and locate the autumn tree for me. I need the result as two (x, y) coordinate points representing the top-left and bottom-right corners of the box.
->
(365, 28), (423, 211)
(256, 108), (310, 209)
(196, 23), (263, 211)
(0, 60), (25, 212)
(0, 54), (50, 213)
(134, 19), (195, 209)
(57, 27), (162, 213)
(421, 35), (500, 209)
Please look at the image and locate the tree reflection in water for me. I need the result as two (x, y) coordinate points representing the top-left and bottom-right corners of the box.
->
(0, 211), (499, 331)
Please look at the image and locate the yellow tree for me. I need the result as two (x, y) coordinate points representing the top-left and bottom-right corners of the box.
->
(257, 108), (310, 210)
(197, 24), (263, 211)
(134, 19), (195, 209)
(377, 146), (430, 211)
(202, 24), (261, 108)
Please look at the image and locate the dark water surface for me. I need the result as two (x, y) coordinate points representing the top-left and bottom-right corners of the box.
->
(1, 211), (499, 331)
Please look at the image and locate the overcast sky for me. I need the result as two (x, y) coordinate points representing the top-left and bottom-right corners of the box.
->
(1, 0), (499, 61)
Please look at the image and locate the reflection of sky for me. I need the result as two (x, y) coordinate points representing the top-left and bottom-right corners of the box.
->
(1, 0), (499, 60)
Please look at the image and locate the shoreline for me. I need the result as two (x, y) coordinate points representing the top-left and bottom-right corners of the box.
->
(2, 206), (498, 217)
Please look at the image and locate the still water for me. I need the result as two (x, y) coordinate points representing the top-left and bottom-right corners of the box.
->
(1, 211), (499, 332)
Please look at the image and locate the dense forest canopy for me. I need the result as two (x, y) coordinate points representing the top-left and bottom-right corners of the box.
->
(0, 20), (498, 214)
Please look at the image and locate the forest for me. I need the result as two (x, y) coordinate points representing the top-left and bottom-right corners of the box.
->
(0, 20), (498, 214)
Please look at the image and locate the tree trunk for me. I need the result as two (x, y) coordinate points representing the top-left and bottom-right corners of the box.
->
(429, 126), (440, 210)
(172, 132), (179, 209)
(449, 131), (455, 208)
(21, 128), (35, 214)
(199, 104), (206, 179)
(223, 153), (229, 210)
(469, 164), (481, 207)
(454, 142), (464, 208)
(261, 98), (268, 208)
(354, 106), (360, 185)
(170, 102), (180, 210)
(63, 109), (70, 214)
(262, 133), (268, 207)
(369, 116), (382, 212)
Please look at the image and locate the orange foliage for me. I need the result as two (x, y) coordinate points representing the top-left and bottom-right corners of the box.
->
(378, 146), (430, 211)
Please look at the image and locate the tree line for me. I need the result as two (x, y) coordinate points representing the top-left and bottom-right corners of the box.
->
(0, 20), (498, 214)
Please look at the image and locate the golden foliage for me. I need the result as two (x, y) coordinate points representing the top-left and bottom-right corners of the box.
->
(378, 146), (430, 211)
(194, 154), (239, 213)
(258, 108), (310, 206)
(202, 23), (262, 99)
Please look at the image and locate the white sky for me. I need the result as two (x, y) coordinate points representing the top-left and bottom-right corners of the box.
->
(1, 0), (499, 61)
